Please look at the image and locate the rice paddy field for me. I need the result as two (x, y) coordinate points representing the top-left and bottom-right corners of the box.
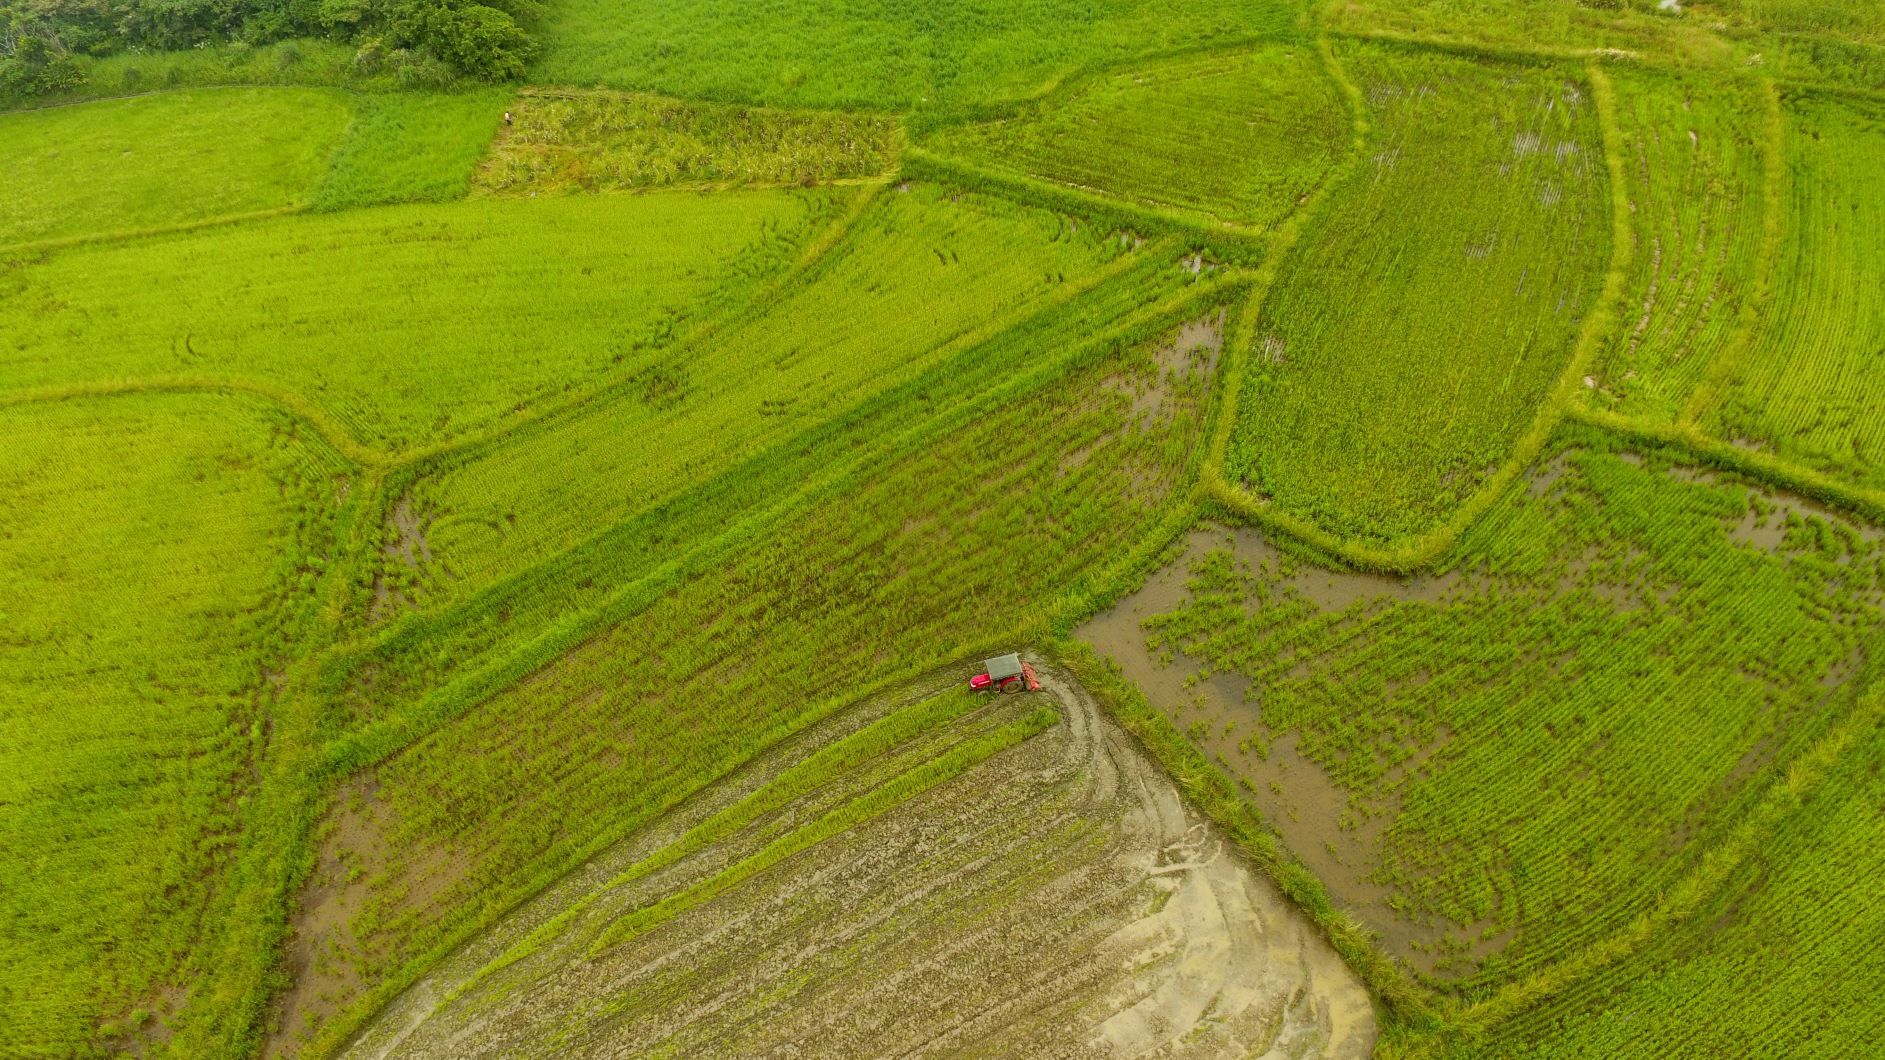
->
(1225, 41), (1614, 545)
(3, 2), (1884, 1058)
(919, 44), (1351, 232)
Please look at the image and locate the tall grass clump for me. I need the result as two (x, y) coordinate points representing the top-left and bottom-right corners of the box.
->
(529, 0), (1300, 111)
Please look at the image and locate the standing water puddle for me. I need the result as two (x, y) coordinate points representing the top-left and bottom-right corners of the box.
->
(1077, 526), (1495, 973)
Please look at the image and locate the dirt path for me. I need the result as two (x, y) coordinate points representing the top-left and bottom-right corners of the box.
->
(341, 664), (1376, 1058)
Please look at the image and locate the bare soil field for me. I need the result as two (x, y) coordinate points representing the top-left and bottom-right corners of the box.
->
(337, 663), (1376, 1058)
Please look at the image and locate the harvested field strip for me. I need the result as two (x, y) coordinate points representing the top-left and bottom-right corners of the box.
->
(1093, 427), (1885, 989)
(454, 690), (994, 995)
(1588, 68), (1775, 422)
(586, 707), (1060, 955)
(1704, 89), (1885, 493)
(0, 190), (833, 454)
(395, 183), (1151, 610)
(475, 88), (901, 195)
(0, 394), (349, 1055)
(0, 87), (350, 248)
(342, 669), (1375, 1059)
(290, 305), (1228, 1054)
(1224, 41), (1617, 546)
(921, 43), (1350, 231)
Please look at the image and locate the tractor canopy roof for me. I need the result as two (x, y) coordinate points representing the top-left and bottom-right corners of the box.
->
(984, 653), (1024, 680)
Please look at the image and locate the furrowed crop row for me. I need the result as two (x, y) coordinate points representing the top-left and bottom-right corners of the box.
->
(920, 44), (1351, 234)
(292, 270), (1235, 1053)
(1135, 429), (1884, 991)
(1704, 90), (1885, 493)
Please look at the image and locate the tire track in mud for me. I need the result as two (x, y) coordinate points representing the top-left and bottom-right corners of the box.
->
(342, 663), (1377, 1059)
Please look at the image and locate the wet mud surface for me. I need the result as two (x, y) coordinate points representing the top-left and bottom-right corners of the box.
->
(340, 664), (1376, 1059)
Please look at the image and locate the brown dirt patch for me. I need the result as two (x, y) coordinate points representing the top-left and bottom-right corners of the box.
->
(269, 776), (468, 1058)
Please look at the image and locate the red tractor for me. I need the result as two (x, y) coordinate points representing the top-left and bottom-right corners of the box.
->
(969, 653), (1040, 694)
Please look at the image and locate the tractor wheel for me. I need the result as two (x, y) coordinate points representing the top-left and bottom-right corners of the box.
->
(1000, 676), (1024, 694)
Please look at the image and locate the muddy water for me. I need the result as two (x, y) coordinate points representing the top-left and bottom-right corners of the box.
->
(341, 663), (1377, 1059)
(1077, 527), (1478, 973)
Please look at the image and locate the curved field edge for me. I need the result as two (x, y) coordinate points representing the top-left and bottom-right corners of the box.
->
(1195, 49), (1622, 571)
(0, 390), (365, 1056)
(341, 664), (1376, 1058)
(1060, 440), (1885, 1052)
(273, 268), (1245, 1056)
(273, 65), (1885, 1060)
(916, 42), (1351, 234)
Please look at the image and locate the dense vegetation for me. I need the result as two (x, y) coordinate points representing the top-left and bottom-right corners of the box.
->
(1708, 90), (1885, 492)
(4, 0), (1884, 1057)
(1226, 41), (1613, 544)
(0, 396), (346, 1053)
(1149, 433), (1883, 985)
(0, 0), (536, 98)
(1589, 67), (1772, 423)
(920, 43), (1350, 231)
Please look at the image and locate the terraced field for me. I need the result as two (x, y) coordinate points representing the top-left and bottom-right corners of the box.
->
(529, 0), (1303, 110)
(0, 88), (352, 246)
(6, 4), (1885, 1058)
(1588, 67), (1774, 422)
(394, 183), (1148, 605)
(0, 189), (832, 452)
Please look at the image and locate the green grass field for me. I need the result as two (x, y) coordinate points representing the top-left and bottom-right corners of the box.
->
(1589, 67), (1772, 422)
(0, 190), (831, 453)
(530, 0), (1301, 111)
(0, 89), (351, 247)
(921, 43), (1351, 231)
(0, 395), (347, 1053)
(313, 89), (515, 210)
(5, 3), (1885, 1057)
(1226, 41), (1613, 544)
(395, 183), (1141, 609)
(1458, 683), (1885, 1057)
